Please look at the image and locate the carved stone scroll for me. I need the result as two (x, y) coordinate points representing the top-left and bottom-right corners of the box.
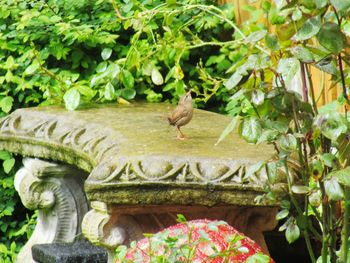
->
(82, 201), (143, 262)
(14, 158), (89, 263)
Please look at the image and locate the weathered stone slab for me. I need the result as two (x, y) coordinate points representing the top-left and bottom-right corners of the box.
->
(32, 239), (108, 263)
(0, 103), (275, 206)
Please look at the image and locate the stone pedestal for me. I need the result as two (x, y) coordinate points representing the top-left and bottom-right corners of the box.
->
(32, 239), (107, 263)
(14, 158), (89, 263)
(0, 104), (290, 262)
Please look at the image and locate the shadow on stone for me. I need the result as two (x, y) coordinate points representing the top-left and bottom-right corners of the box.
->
(32, 239), (108, 263)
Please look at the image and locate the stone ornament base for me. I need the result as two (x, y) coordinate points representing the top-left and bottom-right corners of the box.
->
(82, 202), (278, 259)
(31, 239), (107, 263)
(14, 158), (89, 263)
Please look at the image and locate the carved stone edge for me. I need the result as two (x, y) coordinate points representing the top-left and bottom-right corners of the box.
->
(87, 155), (271, 187)
(0, 110), (121, 172)
(14, 158), (89, 263)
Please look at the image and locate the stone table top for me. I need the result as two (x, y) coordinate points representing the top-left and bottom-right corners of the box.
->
(0, 103), (277, 206)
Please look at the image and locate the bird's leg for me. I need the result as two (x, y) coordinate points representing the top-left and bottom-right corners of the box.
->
(176, 126), (186, 140)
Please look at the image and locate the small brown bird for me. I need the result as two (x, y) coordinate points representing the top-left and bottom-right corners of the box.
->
(168, 90), (193, 140)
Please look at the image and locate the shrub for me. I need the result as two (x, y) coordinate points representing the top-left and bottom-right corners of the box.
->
(115, 216), (274, 263)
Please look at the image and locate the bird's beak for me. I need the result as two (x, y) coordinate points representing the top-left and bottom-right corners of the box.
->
(186, 90), (192, 96)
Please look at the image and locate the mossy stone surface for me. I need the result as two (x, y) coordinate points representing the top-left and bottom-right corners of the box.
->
(0, 103), (277, 206)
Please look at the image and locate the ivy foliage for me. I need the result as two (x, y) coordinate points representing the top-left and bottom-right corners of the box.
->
(0, 151), (36, 263)
(0, 0), (239, 260)
(0, 0), (239, 113)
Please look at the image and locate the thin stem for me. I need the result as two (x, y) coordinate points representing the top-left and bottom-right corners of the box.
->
(309, 224), (323, 241)
(338, 53), (349, 117)
(191, 4), (270, 55)
(320, 181), (329, 263)
(32, 45), (66, 88)
(340, 187), (350, 263)
(304, 230), (317, 263)
(300, 63), (309, 103)
(283, 161), (304, 215)
(329, 201), (337, 262)
(311, 205), (323, 225)
(186, 40), (241, 50)
(43, 0), (59, 15)
(305, 65), (318, 115)
(304, 196), (317, 263)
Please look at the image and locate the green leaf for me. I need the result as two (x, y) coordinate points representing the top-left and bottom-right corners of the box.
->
(291, 46), (314, 63)
(215, 116), (240, 145)
(176, 214), (187, 223)
(121, 88), (136, 100)
(151, 68), (164, 86)
(252, 90), (264, 105)
(309, 191), (321, 207)
(104, 82), (115, 100)
(3, 158), (15, 174)
(257, 130), (279, 144)
(24, 63), (39, 76)
(330, 0), (350, 12)
(266, 161), (278, 183)
(344, 21), (350, 37)
(320, 153), (338, 168)
(315, 59), (338, 75)
(240, 117), (262, 143)
(315, 0), (327, 8)
(166, 0), (177, 5)
(294, 16), (321, 41)
(224, 71), (244, 90)
(292, 9), (302, 21)
(101, 48), (112, 60)
(265, 120), (289, 133)
(0, 244), (7, 253)
(325, 177), (344, 201)
(265, 34), (280, 51)
(246, 30), (267, 43)
(63, 89), (80, 111)
(0, 150), (11, 160)
(279, 134), (297, 152)
(318, 101), (339, 114)
(121, 70), (134, 89)
(96, 62), (108, 73)
(314, 112), (347, 141)
(246, 253), (271, 263)
(329, 166), (350, 187)
(198, 229), (211, 241)
(296, 214), (308, 230)
(269, 7), (285, 25)
(246, 161), (266, 178)
(317, 22), (346, 54)
(311, 159), (324, 178)
(0, 96), (14, 113)
(286, 222), (300, 243)
(276, 209), (289, 220)
(276, 57), (300, 87)
(281, 200), (291, 210)
(291, 185), (310, 194)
